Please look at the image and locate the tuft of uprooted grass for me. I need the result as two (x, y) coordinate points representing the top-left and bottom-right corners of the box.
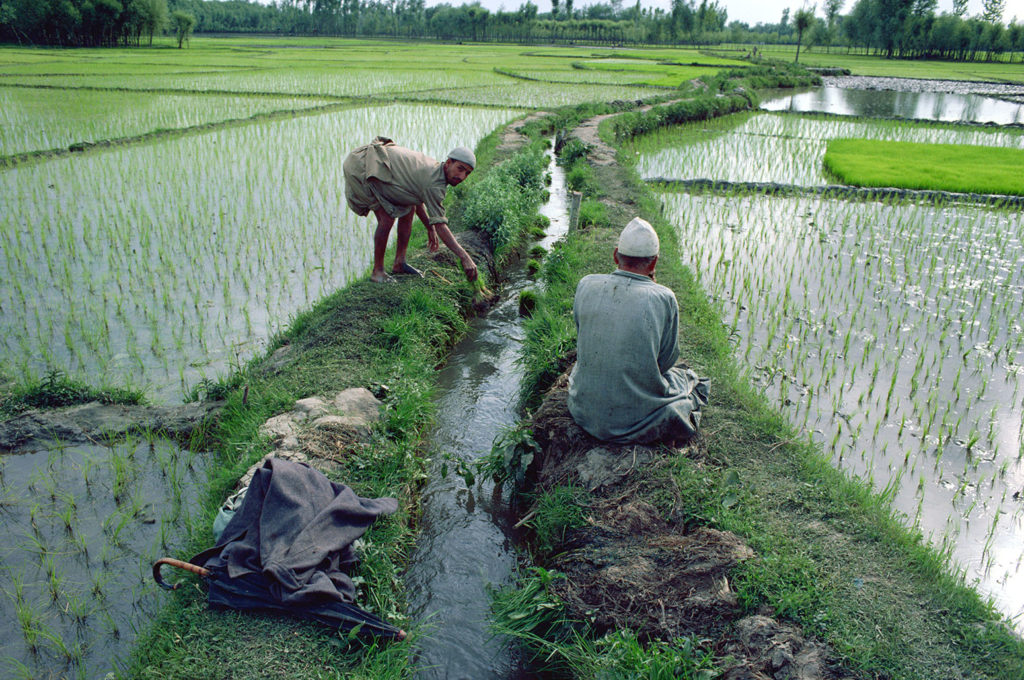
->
(0, 368), (145, 417)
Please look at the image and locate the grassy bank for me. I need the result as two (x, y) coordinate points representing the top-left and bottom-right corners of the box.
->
(499, 81), (1024, 678)
(824, 138), (1024, 195)
(124, 122), (553, 678)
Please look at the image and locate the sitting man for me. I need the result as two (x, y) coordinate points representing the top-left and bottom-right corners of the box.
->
(567, 217), (709, 445)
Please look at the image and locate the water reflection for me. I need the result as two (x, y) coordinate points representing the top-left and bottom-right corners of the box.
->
(762, 86), (1024, 125)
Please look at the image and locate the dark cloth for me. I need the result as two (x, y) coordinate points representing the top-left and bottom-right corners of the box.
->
(193, 457), (398, 607)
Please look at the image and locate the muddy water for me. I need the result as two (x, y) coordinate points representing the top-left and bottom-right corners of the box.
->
(404, 150), (569, 679)
(761, 80), (1024, 124)
(0, 438), (206, 677)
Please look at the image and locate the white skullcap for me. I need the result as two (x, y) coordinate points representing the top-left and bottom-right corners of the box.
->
(617, 217), (659, 257)
(447, 146), (476, 169)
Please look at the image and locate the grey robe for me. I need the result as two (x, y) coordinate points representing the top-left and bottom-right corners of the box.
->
(567, 270), (709, 443)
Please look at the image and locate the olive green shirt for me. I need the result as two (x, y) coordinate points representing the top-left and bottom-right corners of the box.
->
(347, 138), (449, 225)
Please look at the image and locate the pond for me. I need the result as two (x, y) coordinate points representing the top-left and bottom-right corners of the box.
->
(633, 103), (1024, 628)
(761, 76), (1024, 125)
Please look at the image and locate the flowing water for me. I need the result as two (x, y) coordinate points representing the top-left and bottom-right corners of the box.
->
(405, 148), (569, 679)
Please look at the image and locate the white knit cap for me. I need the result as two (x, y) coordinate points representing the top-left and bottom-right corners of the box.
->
(617, 217), (659, 257)
(447, 146), (476, 169)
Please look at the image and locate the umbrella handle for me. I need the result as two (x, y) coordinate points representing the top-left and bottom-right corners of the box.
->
(153, 557), (211, 591)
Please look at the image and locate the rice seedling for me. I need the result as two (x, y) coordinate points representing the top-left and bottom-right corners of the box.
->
(628, 112), (1024, 187)
(658, 186), (1024, 621)
(1, 103), (515, 404)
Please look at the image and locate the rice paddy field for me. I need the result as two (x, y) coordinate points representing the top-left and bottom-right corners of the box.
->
(633, 109), (1024, 630)
(0, 38), (730, 679)
(629, 111), (1024, 186)
(1, 38), (716, 404)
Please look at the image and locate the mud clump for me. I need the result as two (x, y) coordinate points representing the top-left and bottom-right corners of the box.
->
(527, 373), (853, 679)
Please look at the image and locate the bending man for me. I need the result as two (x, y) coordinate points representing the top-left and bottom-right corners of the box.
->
(568, 217), (709, 445)
(343, 136), (478, 283)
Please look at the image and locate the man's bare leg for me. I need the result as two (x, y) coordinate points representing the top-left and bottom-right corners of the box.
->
(391, 210), (417, 275)
(372, 208), (396, 282)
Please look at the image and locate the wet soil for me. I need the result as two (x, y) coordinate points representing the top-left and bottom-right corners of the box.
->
(528, 373), (855, 679)
(0, 400), (222, 453)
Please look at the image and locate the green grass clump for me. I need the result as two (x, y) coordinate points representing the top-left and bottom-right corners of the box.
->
(523, 485), (589, 554)
(0, 369), (144, 416)
(518, 289), (539, 317)
(824, 138), (1024, 196)
(577, 199), (610, 229)
(457, 144), (549, 263)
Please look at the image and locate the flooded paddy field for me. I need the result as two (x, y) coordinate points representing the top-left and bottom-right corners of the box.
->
(0, 436), (207, 678)
(1, 103), (518, 403)
(631, 111), (1024, 186)
(0, 87), (337, 158)
(762, 83), (1024, 125)
(636, 101), (1024, 627)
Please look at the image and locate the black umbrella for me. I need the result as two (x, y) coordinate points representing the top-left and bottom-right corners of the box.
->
(152, 457), (406, 640)
(153, 557), (405, 639)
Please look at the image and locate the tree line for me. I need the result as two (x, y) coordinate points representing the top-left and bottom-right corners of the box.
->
(0, 0), (199, 46)
(1, 0), (1021, 61)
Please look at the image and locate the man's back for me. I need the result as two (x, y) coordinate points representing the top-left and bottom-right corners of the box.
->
(568, 270), (681, 442)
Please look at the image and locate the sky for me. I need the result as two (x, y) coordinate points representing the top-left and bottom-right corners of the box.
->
(447, 0), (1024, 27)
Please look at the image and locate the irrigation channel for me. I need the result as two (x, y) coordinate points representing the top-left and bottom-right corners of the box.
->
(404, 147), (570, 679)
(640, 82), (1024, 629)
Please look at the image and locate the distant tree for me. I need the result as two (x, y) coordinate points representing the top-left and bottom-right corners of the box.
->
(952, 0), (968, 17)
(982, 0), (1004, 24)
(550, 0), (558, 19)
(171, 9), (194, 47)
(780, 7), (790, 33)
(564, 0), (573, 19)
(794, 6), (814, 61)
(135, 0), (168, 45)
(824, 0), (843, 51)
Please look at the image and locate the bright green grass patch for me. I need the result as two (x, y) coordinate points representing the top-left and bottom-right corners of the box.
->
(576, 59), (728, 87)
(824, 138), (1024, 195)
